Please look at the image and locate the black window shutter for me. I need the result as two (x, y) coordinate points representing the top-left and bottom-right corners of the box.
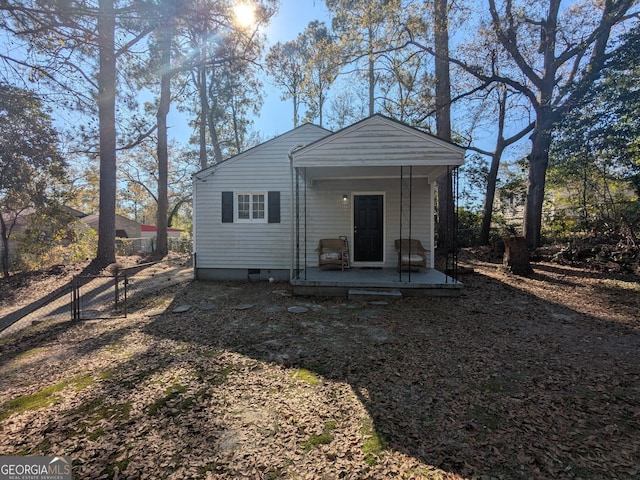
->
(221, 191), (233, 222)
(268, 191), (280, 223)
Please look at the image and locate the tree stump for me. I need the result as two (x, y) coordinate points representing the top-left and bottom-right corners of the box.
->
(503, 236), (533, 276)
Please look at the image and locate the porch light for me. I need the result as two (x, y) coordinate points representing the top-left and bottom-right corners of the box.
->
(342, 194), (349, 203)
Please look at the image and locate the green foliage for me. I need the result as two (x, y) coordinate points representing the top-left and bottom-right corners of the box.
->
(290, 368), (322, 386)
(548, 25), (640, 240)
(324, 0), (425, 125)
(147, 383), (188, 416)
(301, 421), (336, 450)
(360, 417), (387, 466)
(298, 21), (340, 127)
(456, 207), (483, 247)
(265, 39), (306, 127)
(14, 218), (97, 272)
(116, 142), (194, 231)
(0, 84), (67, 275)
(541, 210), (579, 244)
(0, 374), (94, 420)
(459, 154), (489, 211)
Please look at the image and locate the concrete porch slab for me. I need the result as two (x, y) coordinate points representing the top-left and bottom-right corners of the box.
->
(290, 268), (462, 297)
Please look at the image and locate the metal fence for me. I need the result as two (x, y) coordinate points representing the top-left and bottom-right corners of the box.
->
(115, 237), (191, 255)
(71, 274), (128, 320)
(1, 255), (192, 336)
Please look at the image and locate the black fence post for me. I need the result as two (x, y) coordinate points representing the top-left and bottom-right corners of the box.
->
(114, 274), (119, 311)
(123, 274), (128, 318)
(71, 276), (80, 321)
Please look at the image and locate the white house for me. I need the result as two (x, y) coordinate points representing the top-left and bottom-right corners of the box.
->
(192, 115), (466, 296)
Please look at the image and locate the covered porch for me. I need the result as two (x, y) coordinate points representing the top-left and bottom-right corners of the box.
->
(287, 115), (466, 297)
(291, 267), (462, 297)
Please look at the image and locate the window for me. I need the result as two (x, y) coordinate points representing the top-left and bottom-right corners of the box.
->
(236, 192), (266, 222)
(221, 191), (280, 224)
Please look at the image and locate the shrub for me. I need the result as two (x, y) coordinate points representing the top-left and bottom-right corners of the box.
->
(15, 220), (97, 271)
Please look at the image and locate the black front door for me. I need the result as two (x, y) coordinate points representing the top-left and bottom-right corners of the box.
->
(353, 195), (384, 262)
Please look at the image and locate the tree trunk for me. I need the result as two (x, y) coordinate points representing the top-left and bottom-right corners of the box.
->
(96, 0), (117, 264)
(198, 64), (208, 170)
(207, 101), (223, 164)
(318, 88), (324, 127)
(503, 235), (532, 276)
(368, 27), (375, 117)
(204, 66), (223, 165)
(232, 98), (241, 154)
(480, 88), (508, 245)
(479, 150), (502, 245)
(156, 19), (171, 257)
(524, 126), (552, 249)
(433, 0), (453, 250)
(0, 214), (10, 277)
(167, 199), (186, 228)
(293, 91), (299, 127)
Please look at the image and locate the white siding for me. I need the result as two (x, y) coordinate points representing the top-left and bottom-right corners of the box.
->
(194, 115), (464, 276)
(297, 178), (433, 269)
(193, 125), (330, 271)
(295, 115), (465, 167)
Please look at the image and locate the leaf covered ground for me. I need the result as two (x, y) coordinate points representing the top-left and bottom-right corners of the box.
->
(0, 254), (639, 479)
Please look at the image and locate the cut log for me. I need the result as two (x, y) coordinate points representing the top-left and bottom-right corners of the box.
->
(503, 236), (533, 276)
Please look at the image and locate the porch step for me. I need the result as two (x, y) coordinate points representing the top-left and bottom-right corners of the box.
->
(348, 289), (402, 301)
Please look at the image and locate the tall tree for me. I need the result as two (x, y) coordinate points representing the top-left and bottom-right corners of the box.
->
(266, 40), (306, 127)
(483, 0), (637, 248)
(185, 0), (275, 167)
(299, 20), (339, 127)
(0, 84), (67, 276)
(549, 25), (640, 229)
(0, 0), (155, 263)
(404, 0), (637, 247)
(376, 47), (435, 124)
(464, 84), (534, 244)
(206, 60), (264, 157)
(326, 0), (402, 116)
(432, 0), (455, 250)
(118, 143), (194, 229)
(403, 0), (462, 248)
(326, 78), (368, 129)
(96, 0), (118, 263)
(150, 0), (181, 256)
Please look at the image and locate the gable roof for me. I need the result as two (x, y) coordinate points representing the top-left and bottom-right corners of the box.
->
(291, 114), (465, 183)
(193, 123), (331, 178)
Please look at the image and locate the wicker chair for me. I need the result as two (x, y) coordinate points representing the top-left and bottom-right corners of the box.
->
(394, 239), (429, 271)
(316, 238), (350, 270)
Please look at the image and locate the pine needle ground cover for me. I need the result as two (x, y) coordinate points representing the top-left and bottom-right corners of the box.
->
(0, 258), (638, 479)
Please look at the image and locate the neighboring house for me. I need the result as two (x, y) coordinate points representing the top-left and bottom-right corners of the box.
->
(81, 213), (145, 254)
(81, 215), (188, 254)
(494, 190), (525, 230)
(81, 213), (142, 239)
(193, 115), (466, 295)
(140, 224), (184, 239)
(63, 206), (89, 220)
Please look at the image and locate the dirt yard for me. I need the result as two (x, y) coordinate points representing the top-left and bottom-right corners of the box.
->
(0, 253), (638, 479)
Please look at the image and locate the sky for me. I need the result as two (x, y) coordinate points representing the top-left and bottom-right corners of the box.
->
(250, 0), (331, 138)
(165, 0), (331, 144)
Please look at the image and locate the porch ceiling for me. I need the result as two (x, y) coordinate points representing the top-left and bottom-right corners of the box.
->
(295, 164), (453, 184)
